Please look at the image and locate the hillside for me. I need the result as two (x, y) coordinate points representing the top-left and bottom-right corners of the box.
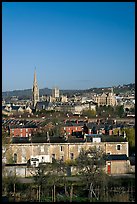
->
(2, 83), (135, 99)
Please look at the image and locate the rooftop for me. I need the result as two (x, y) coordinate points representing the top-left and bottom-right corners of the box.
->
(106, 154), (128, 161)
(10, 134), (127, 144)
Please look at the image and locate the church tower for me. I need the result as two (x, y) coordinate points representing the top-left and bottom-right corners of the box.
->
(32, 70), (39, 108)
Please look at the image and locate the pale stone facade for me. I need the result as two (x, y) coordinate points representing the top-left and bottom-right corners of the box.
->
(73, 102), (96, 115)
(94, 91), (117, 106)
(5, 142), (128, 164)
(106, 160), (130, 174)
(52, 87), (59, 98)
(60, 95), (68, 103)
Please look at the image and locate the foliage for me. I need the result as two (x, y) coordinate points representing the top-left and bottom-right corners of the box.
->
(114, 105), (125, 118)
(121, 128), (135, 154)
(96, 105), (114, 117)
(82, 109), (96, 118)
(33, 159), (68, 200)
(2, 174), (18, 196)
(96, 105), (125, 118)
(2, 129), (10, 144)
(125, 128), (135, 147)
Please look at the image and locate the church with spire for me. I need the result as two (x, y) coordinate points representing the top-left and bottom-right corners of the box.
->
(32, 70), (39, 108)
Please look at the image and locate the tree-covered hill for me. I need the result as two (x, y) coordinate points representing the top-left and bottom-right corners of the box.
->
(2, 83), (135, 99)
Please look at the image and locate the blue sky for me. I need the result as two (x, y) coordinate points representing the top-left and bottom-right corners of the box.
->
(2, 2), (135, 92)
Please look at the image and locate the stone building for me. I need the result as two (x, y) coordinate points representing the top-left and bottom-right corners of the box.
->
(94, 88), (117, 106)
(106, 154), (130, 174)
(5, 136), (129, 173)
(52, 87), (59, 99)
(4, 129), (132, 174)
(32, 70), (39, 108)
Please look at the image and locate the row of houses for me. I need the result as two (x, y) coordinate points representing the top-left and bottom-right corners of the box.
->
(2, 100), (96, 116)
(2, 95), (135, 117)
(3, 117), (132, 138)
(2, 104), (33, 115)
(4, 121), (127, 138)
(3, 134), (133, 175)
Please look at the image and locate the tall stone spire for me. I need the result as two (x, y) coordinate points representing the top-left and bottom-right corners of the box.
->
(32, 69), (39, 108)
(34, 69), (37, 84)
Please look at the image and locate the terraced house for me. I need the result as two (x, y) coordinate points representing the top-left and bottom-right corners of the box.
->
(4, 134), (131, 175)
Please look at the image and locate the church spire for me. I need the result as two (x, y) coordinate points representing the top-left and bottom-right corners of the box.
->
(32, 69), (39, 108)
(34, 68), (37, 84)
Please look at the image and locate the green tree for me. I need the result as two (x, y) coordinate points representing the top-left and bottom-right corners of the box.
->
(123, 128), (135, 154)
(115, 105), (125, 118)
(82, 109), (96, 118)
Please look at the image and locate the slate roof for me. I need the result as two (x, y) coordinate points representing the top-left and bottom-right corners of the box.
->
(10, 124), (37, 128)
(12, 137), (30, 143)
(129, 156), (135, 165)
(64, 122), (84, 127)
(101, 135), (127, 142)
(36, 101), (53, 110)
(106, 154), (128, 161)
(67, 137), (85, 143)
(10, 106), (26, 111)
(2, 106), (6, 110)
(84, 134), (127, 142)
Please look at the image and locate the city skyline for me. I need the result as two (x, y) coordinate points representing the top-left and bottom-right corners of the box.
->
(2, 2), (135, 92)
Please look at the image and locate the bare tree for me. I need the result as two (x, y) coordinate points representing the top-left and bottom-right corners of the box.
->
(75, 146), (109, 201)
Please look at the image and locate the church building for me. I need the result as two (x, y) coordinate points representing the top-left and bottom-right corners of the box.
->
(32, 70), (39, 108)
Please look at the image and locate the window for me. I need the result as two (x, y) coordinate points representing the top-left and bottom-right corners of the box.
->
(12, 129), (14, 133)
(22, 156), (26, 163)
(61, 146), (63, 151)
(33, 161), (36, 166)
(20, 129), (22, 132)
(26, 133), (28, 137)
(117, 145), (121, 150)
(61, 156), (64, 161)
(42, 105), (45, 109)
(78, 146), (81, 153)
(70, 153), (74, 160)
(41, 145), (44, 152)
(52, 154), (55, 162)
(20, 133), (22, 137)
(26, 128), (28, 132)
(13, 153), (17, 163)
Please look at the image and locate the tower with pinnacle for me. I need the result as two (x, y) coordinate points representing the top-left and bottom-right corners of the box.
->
(32, 70), (39, 108)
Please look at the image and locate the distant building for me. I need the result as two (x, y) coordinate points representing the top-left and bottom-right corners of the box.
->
(60, 95), (68, 103)
(32, 70), (39, 108)
(35, 101), (53, 111)
(94, 88), (117, 106)
(10, 125), (37, 138)
(52, 87), (59, 98)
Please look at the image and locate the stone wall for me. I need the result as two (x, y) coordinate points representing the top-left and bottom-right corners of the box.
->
(5, 142), (128, 164)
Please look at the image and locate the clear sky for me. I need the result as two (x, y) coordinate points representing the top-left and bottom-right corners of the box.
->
(2, 2), (135, 92)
